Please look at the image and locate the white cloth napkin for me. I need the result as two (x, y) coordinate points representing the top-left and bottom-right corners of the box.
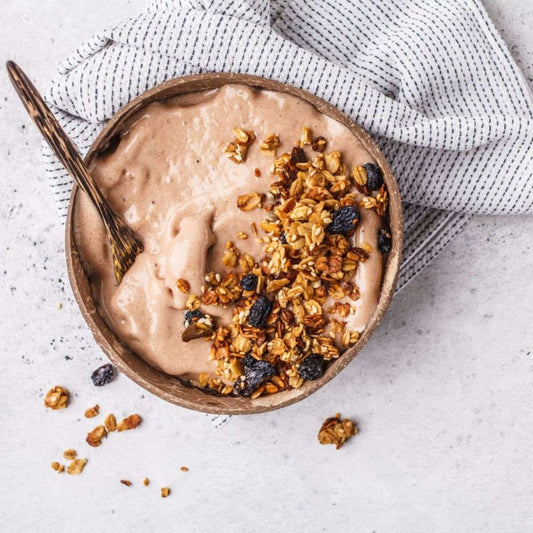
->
(44, 0), (533, 290)
(43, 0), (532, 421)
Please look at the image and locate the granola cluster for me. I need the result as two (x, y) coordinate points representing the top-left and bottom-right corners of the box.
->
(318, 413), (358, 449)
(185, 126), (389, 398)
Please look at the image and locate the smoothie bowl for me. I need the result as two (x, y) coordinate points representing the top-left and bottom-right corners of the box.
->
(66, 73), (403, 414)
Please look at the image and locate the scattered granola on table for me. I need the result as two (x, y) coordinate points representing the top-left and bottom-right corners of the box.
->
(317, 413), (358, 449)
(44, 386), (69, 410)
(67, 458), (88, 475)
(161, 487), (171, 498)
(84, 404), (99, 418)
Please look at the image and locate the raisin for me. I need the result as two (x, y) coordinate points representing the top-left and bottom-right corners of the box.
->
(184, 310), (205, 328)
(234, 356), (275, 397)
(377, 228), (392, 254)
(363, 162), (383, 191)
(279, 232), (287, 244)
(326, 206), (360, 235)
(248, 296), (272, 328)
(291, 146), (307, 164)
(240, 274), (258, 291)
(298, 353), (326, 381)
(91, 363), (114, 386)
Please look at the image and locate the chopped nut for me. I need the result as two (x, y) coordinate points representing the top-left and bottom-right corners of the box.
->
(176, 278), (191, 294)
(67, 458), (87, 475)
(117, 414), (142, 432)
(63, 449), (77, 460)
(105, 413), (117, 432)
(44, 386), (69, 410)
(161, 487), (171, 498)
(120, 480), (132, 487)
(318, 413), (358, 449)
(84, 404), (99, 418)
(143, 478), (150, 486)
(185, 294), (201, 311)
(180, 466), (189, 472)
(86, 425), (107, 447)
(237, 192), (263, 211)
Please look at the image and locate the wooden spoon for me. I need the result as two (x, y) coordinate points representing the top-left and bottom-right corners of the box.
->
(6, 60), (143, 283)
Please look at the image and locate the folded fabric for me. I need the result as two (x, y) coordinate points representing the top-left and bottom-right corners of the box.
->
(43, 0), (533, 291)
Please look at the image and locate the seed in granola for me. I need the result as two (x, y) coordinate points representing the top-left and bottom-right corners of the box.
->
(326, 206), (360, 235)
(291, 146), (307, 164)
(84, 404), (99, 418)
(120, 480), (132, 486)
(86, 425), (107, 447)
(117, 414), (142, 431)
(91, 363), (114, 386)
(317, 413), (358, 449)
(143, 478), (150, 486)
(363, 162), (383, 191)
(63, 449), (77, 460)
(176, 278), (191, 294)
(67, 458), (88, 474)
(44, 386), (69, 410)
(180, 466), (189, 472)
(377, 227), (392, 254)
(311, 136), (327, 152)
(298, 353), (327, 381)
(239, 273), (258, 291)
(233, 356), (275, 397)
(51, 461), (63, 472)
(248, 296), (272, 328)
(161, 487), (170, 498)
(254, 168), (261, 177)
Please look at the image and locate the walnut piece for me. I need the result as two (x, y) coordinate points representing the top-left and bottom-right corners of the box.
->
(176, 278), (191, 294)
(44, 386), (69, 410)
(67, 458), (87, 475)
(117, 414), (142, 432)
(317, 413), (358, 449)
(86, 425), (107, 447)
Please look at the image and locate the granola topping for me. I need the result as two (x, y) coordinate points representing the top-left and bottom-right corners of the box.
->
(44, 386), (69, 410)
(318, 413), (358, 449)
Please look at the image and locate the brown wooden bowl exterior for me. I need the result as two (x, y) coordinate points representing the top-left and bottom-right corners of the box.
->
(65, 73), (403, 415)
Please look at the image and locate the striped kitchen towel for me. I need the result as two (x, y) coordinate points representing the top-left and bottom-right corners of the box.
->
(44, 0), (533, 290)
(43, 0), (533, 291)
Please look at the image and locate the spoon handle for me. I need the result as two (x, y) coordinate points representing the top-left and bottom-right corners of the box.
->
(6, 60), (113, 223)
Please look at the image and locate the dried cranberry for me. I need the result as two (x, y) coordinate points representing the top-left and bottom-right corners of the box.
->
(240, 274), (258, 291)
(326, 206), (360, 235)
(91, 363), (114, 386)
(298, 353), (326, 381)
(234, 356), (275, 397)
(363, 163), (384, 191)
(248, 296), (272, 328)
(377, 228), (392, 254)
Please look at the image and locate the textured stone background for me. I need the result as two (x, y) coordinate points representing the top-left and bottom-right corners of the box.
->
(0, 1), (532, 531)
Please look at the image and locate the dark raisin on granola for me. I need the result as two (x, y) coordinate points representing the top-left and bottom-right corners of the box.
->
(298, 353), (326, 381)
(279, 232), (288, 244)
(91, 363), (114, 386)
(291, 146), (307, 165)
(184, 310), (205, 328)
(234, 356), (275, 397)
(326, 206), (360, 235)
(311, 136), (327, 152)
(377, 228), (392, 254)
(248, 296), (272, 328)
(363, 162), (384, 191)
(240, 274), (258, 291)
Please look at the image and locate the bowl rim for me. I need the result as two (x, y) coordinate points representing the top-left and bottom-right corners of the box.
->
(65, 72), (403, 414)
